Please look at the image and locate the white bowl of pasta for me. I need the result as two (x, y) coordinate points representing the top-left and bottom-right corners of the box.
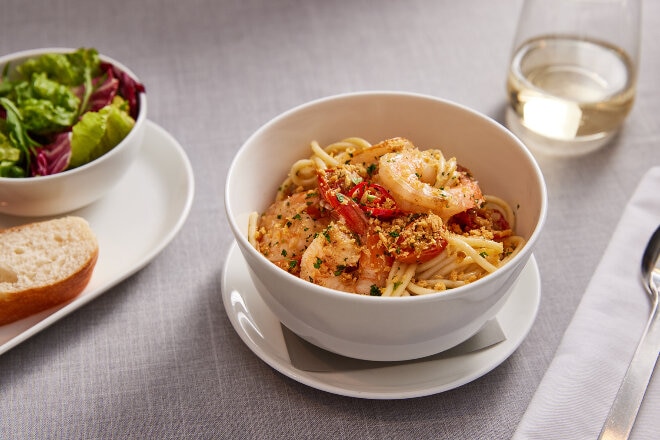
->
(225, 91), (547, 361)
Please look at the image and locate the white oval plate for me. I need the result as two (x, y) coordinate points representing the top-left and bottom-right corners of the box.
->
(222, 242), (541, 399)
(0, 121), (195, 355)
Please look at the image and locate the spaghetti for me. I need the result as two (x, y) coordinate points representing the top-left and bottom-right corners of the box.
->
(249, 137), (525, 296)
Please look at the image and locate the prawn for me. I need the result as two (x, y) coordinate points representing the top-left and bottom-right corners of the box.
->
(377, 142), (484, 220)
(348, 137), (410, 171)
(256, 190), (331, 275)
(300, 222), (393, 295)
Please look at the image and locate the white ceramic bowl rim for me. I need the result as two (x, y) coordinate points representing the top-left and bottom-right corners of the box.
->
(0, 47), (147, 183)
(226, 90), (548, 304)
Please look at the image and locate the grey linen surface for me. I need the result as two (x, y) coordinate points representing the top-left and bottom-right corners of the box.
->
(1, 0), (659, 439)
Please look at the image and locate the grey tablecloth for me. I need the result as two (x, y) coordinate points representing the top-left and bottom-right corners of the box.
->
(1, 1), (659, 439)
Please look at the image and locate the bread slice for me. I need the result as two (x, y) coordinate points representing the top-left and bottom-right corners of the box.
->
(0, 216), (99, 326)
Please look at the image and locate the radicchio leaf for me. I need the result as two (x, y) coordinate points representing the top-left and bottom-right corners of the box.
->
(100, 61), (145, 119)
(87, 68), (119, 113)
(30, 131), (71, 176)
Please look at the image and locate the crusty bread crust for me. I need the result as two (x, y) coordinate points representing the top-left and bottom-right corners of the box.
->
(0, 217), (99, 326)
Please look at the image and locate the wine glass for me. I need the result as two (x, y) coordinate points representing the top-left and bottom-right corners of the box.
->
(505, 0), (641, 156)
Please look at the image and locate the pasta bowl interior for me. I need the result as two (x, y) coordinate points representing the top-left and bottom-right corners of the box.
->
(225, 91), (547, 361)
(0, 48), (147, 217)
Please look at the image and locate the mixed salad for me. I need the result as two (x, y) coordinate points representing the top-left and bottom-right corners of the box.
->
(0, 48), (145, 178)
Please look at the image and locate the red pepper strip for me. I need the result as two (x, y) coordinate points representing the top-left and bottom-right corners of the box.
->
(347, 181), (400, 219)
(317, 171), (369, 235)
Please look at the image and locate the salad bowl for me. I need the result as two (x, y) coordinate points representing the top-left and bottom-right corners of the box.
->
(225, 91), (547, 361)
(0, 48), (147, 217)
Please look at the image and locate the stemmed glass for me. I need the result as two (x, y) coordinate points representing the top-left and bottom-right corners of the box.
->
(505, 0), (642, 156)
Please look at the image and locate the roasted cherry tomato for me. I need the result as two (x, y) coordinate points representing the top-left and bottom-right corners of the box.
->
(394, 214), (448, 264)
(449, 208), (511, 238)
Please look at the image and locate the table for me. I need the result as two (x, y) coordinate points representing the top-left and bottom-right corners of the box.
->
(1, 0), (658, 438)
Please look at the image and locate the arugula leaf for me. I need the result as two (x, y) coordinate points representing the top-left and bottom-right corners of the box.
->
(0, 97), (39, 170)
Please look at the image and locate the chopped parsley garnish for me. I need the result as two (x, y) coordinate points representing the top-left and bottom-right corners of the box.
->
(322, 226), (332, 243)
(281, 249), (287, 257)
(369, 285), (382, 296)
(334, 265), (346, 276)
(313, 257), (322, 269)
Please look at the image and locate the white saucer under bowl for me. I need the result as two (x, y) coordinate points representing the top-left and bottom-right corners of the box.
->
(222, 242), (541, 399)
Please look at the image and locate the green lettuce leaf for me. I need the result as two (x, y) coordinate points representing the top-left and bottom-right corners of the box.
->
(17, 48), (100, 86)
(0, 130), (24, 177)
(69, 96), (135, 169)
(30, 72), (80, 111)
(0, 161), (25, 177)
(14, 73), (80, 132)
(0, 131), (20, 161)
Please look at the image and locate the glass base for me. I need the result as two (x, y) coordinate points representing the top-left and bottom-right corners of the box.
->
(505, 107), (616, 157)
